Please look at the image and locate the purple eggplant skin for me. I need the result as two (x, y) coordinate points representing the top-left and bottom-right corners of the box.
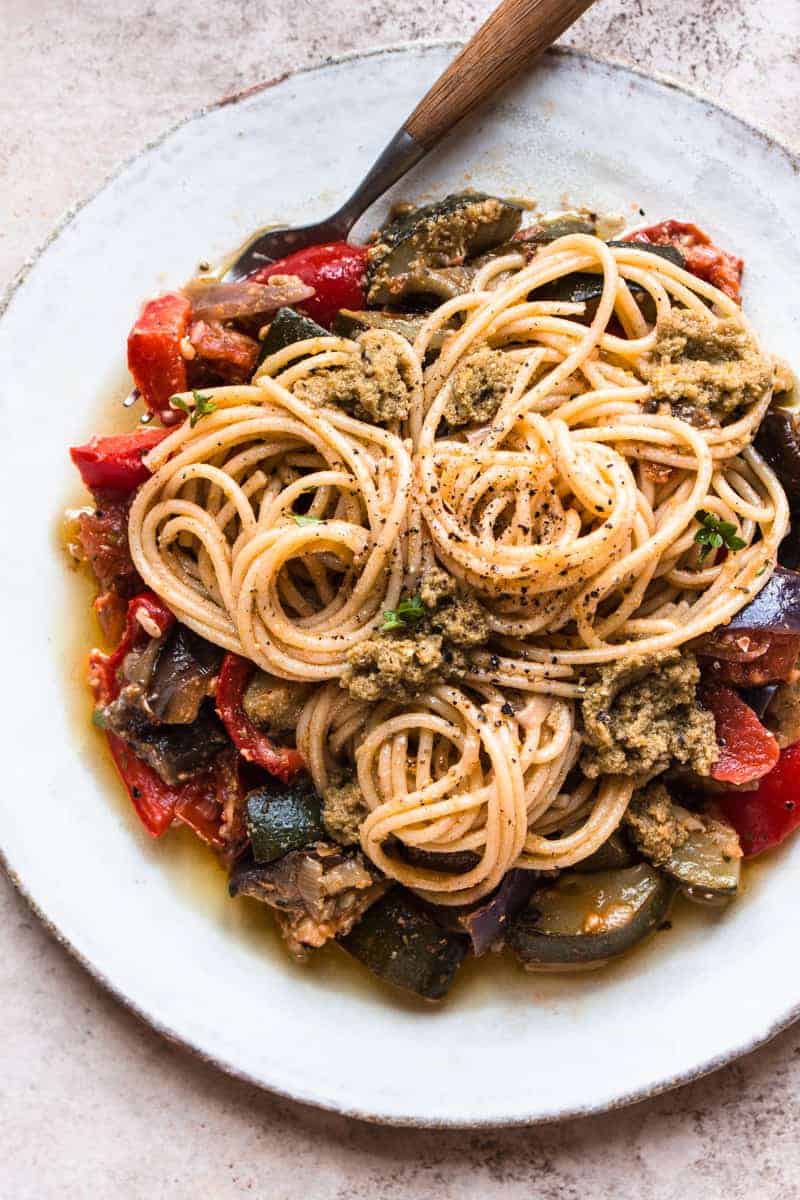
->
(429, 869), (538, 955)
(779, 529), (800, 571)
(726, 566), (800, 635)
(738, 683), (779, 719)
(383, 837), (480, 875)
(755, 410), (800, 513)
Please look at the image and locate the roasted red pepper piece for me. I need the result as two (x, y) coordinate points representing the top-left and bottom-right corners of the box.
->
(215, 653), (304, 783)
(173, 752), (243, 850)
(716, 743), (800, 857)
(701, 682), (780, 785)
(629, 219), (744, 302)
(250, 242), (368, 328)
(106, 735), (230, 842)
(70, 427), (172, 496)
(188, 318), (259, 382)
(90, 592), (229, 841)
(106, 732), (183, 837)
(89, 592), (175, 706)
(127, 292), (192, 418)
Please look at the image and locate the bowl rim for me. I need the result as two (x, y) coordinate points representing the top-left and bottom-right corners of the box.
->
(2, 40), (799, 1129)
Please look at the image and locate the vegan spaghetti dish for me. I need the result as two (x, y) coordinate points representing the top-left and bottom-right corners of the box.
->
(66, 194), (800, 999)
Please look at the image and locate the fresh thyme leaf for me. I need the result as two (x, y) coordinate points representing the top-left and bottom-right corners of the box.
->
(381, 612), (406, 632)
(293, 514), (322, 526)
(169, 390), (217, 427)
(381, 594), (425, 632)
(397, 595), (425, 620)
(693, 510), (746, 562)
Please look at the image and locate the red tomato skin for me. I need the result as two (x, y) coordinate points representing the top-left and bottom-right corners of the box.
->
(76, 500), (139, 596)
(716, 743), (800, 856)
(188, 319), (259, 381)
(699, 633), (800, 688)
(701, 682), (780, 785)
(127, 292), (192, 417)
(629, 219), (743, 302)
(250, 242), (368, 328)
(70, 427), (171, 495)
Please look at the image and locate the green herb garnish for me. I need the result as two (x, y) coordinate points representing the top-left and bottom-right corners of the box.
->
(381, 594), (425, 632)
(169, 390), (217, 427)
(91, 708), (108, 730)
(693, 510), (746, 562)
(293, 514), (322, 526)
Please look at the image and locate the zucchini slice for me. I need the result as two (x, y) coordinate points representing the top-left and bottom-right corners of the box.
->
(519, 212), (597, 244)
(332, 309), (451, 354)
(661, 819), (741, 904)
(367, 192), (522, 304)
(339, 888), (468, 1001)
(333, 309), (425, 343)
(505, 864), (673, 971)
(534, 241), (685, 306)
(245, 780), (324, 864)
(257, 306), (328, 364)
(573, 830), (638, 873)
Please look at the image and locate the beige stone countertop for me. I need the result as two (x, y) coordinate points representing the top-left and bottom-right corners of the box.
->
(2, 1), (799, 1195)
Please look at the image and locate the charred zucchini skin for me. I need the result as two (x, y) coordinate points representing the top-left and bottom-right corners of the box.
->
(661, 826), (741, 903)
(367, 192), (522, 303)
(245, 780), (324, 863)
(257, 306), (327, 365)
(339, 888), (468, 1000)
(573, 830), (638, 873)
(505, 864), (673, 969)
(534, 241), (685, 305)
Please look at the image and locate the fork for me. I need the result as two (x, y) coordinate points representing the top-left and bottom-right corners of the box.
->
(227, 0), (596, 279)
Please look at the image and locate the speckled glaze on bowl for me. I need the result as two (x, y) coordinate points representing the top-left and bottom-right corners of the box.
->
(1, 43), (799, 1127)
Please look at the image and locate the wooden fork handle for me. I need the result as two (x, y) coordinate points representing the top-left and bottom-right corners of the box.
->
(404, 0), (596, 149)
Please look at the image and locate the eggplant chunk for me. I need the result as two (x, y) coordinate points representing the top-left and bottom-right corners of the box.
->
(230, 844), (387, 960)
(257, 306), (327, 364)
(661, 820), (741, 904)
(103, 694), (228, 785)
(147, 625), (223, 724)
(432, 869), (539, 955)
(367, 192), (522, 304)
(573, 830), (638, 873)
(505, 865), (673, 971)
(755, 410), (800, 514)
(383, 837), (480, 875)
(340, 888), (468, 1001)
(245, 780), (325, 864)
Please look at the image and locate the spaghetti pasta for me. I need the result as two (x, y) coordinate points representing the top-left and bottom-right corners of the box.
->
(125, 233), (788, 905)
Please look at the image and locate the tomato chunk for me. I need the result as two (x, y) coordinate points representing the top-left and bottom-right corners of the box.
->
(699, 632), (800, 688)
(629, 219), (743, 302)
(188, 319), (259, 382)
(75, 499), (139, 596)
(127, 292), (192, 418)
(70, 427), (171, 496)
(250, 242), (368, 328)
(701, 682), (779, 785)
(716, 743), (800, 856)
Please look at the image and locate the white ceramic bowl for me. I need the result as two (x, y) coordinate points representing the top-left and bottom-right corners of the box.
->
(2, 44), (799, 1126)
